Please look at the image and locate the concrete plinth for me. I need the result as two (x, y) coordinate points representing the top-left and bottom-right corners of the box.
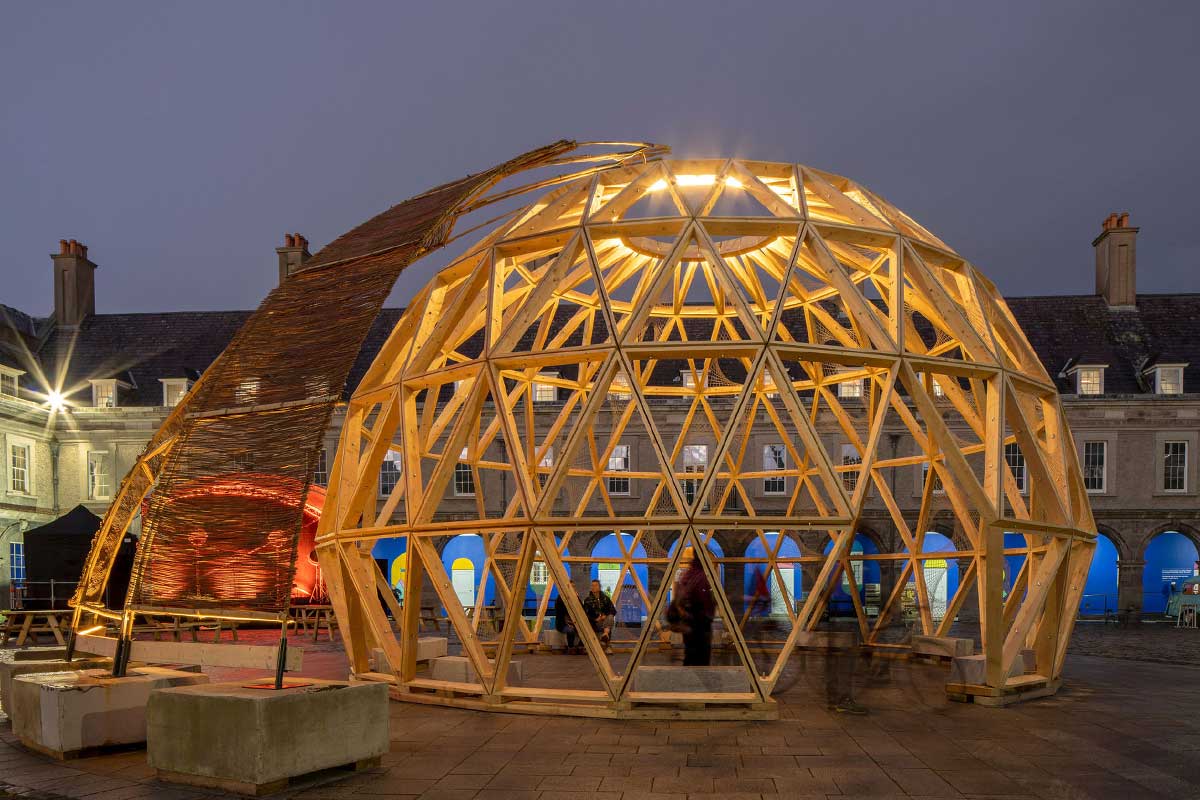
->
(631, 666), (753, 694)
(1, 658), (110, 714)
(430, 656), (523, 686)
(368, 637), (448, 671)
(13, 647), (70, 661)
(147, 680), (388, 795)
(541, 629), (568, 650)
(11, 667), (208, 759)
(949, 652), (1035, 685)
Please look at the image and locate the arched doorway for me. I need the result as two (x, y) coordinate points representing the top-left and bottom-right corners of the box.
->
(823, 534), (881, 617)
(591, 533), (648, 622)
(1143, 531), (1199, 614)
(905, 532), (959, 623)
(1079, 533), (1119, 615)
(372, 537), (408, 601)
(441, 534), (493, 609)
(744, 533), (803, 617)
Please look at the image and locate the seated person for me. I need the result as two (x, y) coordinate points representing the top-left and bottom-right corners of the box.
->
(552, 592), (581, 653)
(583, 579), (616, 654)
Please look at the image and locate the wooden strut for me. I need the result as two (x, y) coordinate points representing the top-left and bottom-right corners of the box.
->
(318, 157), (1096, 719)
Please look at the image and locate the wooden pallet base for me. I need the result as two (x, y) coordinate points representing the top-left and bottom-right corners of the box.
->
(155, 756), (381, 797)
(946, 676), (1061, 707)
(19, 736), (144, 761)
(367, 675), (777, 720)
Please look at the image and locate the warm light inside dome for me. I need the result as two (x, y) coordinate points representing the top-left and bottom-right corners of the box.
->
(647, 175), (742, 192)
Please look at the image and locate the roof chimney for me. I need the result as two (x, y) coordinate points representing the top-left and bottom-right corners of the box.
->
(1092, 212), (1138, 308)
(276, 232), (311, 284)
(51, 238), (97, 327)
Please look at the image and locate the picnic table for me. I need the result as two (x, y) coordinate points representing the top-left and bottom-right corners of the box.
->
(289, 604), (338, 641)
(0, 609), (68, 647)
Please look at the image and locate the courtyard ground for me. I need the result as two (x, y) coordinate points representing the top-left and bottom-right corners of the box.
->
(2, 623), (1199, 800)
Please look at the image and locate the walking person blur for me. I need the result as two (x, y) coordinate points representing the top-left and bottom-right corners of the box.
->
(674, 547), (716, 666)
(583, 579), (616, 654)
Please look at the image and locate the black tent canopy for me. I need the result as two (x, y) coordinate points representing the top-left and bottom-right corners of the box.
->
(22, 505), (135, 609)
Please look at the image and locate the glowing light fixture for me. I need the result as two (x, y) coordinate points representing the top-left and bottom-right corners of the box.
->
(647, 175), (742, 192)
(46, 390), (66, 412)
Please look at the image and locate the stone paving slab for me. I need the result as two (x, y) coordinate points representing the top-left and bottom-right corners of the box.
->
(2, 631), (1199, 800)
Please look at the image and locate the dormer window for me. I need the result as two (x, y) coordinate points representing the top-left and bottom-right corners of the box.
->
(161, 378), (190, 407)
(533, 372), (558, 403)
(1153, 365), (1185, 395)
(91, 379), (118, 408)
(0, 368), (21, 398)
(1073, 366), (1105, 396)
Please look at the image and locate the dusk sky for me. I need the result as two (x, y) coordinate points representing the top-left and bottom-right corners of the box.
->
(3, 2), (1198, 315)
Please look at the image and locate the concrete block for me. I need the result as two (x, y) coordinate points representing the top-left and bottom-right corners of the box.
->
(11, 667), (208, 758)
(148, 680), (388, 795)
(631, 666), (753, 694)
(949, 654), (1025, 686)
(13, 647), (69, 661)
(912, 635), (973, 659)
(1, 658), (109, 714)
(368, 637), (448, 671)
(430, 656), (523, 686)
(541, 628), (568, 650)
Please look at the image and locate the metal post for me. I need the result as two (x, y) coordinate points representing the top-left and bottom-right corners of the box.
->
(112, 611), (133, 678)
(273, 621), (289, 690)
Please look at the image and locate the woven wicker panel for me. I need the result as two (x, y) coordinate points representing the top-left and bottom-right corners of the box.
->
(96, 141), (577, 616)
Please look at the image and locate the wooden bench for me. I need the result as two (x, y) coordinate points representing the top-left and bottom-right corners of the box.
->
(0, 610), (67, 647)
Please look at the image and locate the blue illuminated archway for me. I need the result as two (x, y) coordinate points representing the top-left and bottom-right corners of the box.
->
(1143, 531), (1199, 614)
(744, 533), (803, 617)
(823, 534), (881, 616)
(591, 533), (648, 622)
(1079, 532), (1119, 615)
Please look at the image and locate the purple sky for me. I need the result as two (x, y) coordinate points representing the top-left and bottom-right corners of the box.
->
(3, 1), (1198, 315)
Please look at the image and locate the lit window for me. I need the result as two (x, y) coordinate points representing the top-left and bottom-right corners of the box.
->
(1163, 441), (1187, 492)
(538, 447), (554, 487)
(1076, 367), (1103, 396)
(763, 444), (787, 495)
(454, 447), (475, 496)
(313, 448), (329, 487)
(1083, 441), (1106, 493)
(1005, 442), (1026, 494)
(379, 449), (401, 496)
(681, 445), (707, 506)
(921, 462), (944, 494)
(87, 451), (110, 500)
(841, 444), (862, 492)
(9, 440), (31, 493)
(607, 444), (630, 495)
(836, 368), (862, 399)
(0, 371), (19, 398)
(91, 380), (117, 408)
(161, 378), (189, 407)
(533, 373), (558, 403)
(8, 541), (25, 588)
(608, 374), (632, 401)
(1156, 366), (1184, 395)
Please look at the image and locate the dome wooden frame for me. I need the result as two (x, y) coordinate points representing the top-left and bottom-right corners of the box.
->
(318, 157), (1097, 718)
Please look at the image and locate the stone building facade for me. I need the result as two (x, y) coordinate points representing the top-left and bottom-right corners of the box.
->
(1, 219), (1197, 615)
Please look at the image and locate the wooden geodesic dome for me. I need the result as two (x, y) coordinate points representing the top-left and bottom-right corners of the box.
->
(320, 157), (1097, 716)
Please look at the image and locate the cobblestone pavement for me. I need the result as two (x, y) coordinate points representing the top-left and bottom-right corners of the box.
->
(1067, 620), (1200, 666)
(2, 631), (1199, 800)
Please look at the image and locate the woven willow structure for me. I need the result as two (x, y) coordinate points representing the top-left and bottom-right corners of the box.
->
(321, 158), (1097, 716)
(68, 141), (666, 662)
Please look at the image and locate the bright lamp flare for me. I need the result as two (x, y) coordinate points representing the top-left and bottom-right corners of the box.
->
(46, 390), (66, 412)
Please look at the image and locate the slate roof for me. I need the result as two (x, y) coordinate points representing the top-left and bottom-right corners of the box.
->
(1005, 293), (1200, 395)
(10, 293), (1200, 407)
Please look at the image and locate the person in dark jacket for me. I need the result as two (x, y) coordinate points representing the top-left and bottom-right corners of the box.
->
(583, 579), (616, 654)
(674, 547), (716, 666)
(553, 592), (580, 653)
